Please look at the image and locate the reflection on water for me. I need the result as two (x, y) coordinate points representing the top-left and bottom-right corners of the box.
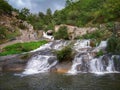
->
(0, 73), (120, 90)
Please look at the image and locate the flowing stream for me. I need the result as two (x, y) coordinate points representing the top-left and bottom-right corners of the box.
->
(19, 40), (120, 76)
(1, 40), (120, 90)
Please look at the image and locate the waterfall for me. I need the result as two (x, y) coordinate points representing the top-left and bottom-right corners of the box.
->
(22, 55), (57, 75)
(18, 40), (120, 76)
(68, 41), (120, 75)
(20, 40), (70, 76)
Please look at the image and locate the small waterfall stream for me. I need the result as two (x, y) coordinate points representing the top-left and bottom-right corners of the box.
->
(21, 40), (70, 75)
(20, 40), (120, 76)
(68, 41), (120, 75)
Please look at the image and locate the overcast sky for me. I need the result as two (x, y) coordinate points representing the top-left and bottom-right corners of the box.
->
(8, 0), (66, 14)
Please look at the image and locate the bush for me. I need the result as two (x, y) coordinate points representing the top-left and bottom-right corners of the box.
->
(54, 26), (69, 40)
(56, 46), (73, 63)
(18, 23), (27, 29)
(96, 50), (104, 57)
(81, 30), (102, 39)
(0, 0), (13, 15)
(0, 26), (7, 40)
(107, 36), (120, 54)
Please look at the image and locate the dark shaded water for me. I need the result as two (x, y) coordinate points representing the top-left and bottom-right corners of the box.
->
(0, 73), (120, 90)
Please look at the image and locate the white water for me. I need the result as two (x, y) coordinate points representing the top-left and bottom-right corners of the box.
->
(20, 40), (120, 76)
(68, 41), (120, 75)
(43, 32), (54, 40)
(22, 55), (57, 75)
(73, 40), (91, 52)
(21, 40), (70, 75)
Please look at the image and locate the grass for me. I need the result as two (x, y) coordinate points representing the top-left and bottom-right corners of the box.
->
(0, 40), (47, 56)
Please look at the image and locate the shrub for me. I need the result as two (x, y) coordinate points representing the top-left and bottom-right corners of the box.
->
(56, 46), (73, 63)
(0, 0), (13, 15)
(96, 50), (104, 57)
(18, 23), (27, 29)
(107, 36), (120, 54)
(54, 26), (69, 40)
(0, 26), (7, 39)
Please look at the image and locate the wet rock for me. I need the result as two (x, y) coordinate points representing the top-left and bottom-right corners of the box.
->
(49, 66), (57, 72)
(47, 30), (53, 35)
(0, 54), (29, 72)
(48, 57), (57, 65)
(101, 55), (109, 70)
(57, 69), (68, 73)
(2, 64), (25, 72)
(0, 67), (2, 72)
(113, 55), (120, 71)
(56, 62), (72, 73)
(35, 49), (55, 56)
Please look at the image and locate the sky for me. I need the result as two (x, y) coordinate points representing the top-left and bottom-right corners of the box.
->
(8, 0), (66, 14)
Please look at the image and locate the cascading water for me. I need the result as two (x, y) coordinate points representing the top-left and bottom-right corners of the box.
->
(19, 40), (120, 76)
(20, 40), (70, 76)
(68, 41), (120, 75)
(22, 55), (57, 75)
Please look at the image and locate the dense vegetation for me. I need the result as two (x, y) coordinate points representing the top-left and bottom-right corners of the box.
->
(0, 25), (21, 44)
(12, 0), (119, 33)
(0, 40), (47, 56)
(54, 26), (69, 40)
(1, 0), (120, 30)
(0, 0), (13, 15)
(54, 0), (120, 26)
(107, 36), (120, 54)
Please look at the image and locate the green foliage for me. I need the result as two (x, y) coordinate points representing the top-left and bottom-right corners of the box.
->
(18, 23), (27, 29)
(56, 46), (73, 63)
(54, 26), (69, 40)
(0, 40), (47, 56)
(107, 36), (120, 54)
(0, 26), (7, 40)
(54, 0), (120, 26)
(79, 29), (112, 42)
(96, 50), (104, 57)
(18, 8), (30, 20)
(82, 30), (102, 39)
(0, 0), (13, 15)
(0, 26), (21, 44)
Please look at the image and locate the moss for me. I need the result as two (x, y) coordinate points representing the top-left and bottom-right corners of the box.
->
(20, 53), (32, 60)
(0, 40), (47, 56)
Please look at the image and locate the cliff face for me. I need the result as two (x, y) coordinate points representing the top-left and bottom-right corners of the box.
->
(0, 13), (43, 45)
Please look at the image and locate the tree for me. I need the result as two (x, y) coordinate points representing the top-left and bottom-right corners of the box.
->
(0, 0), (13, 15)
(19, 8), (30, 20)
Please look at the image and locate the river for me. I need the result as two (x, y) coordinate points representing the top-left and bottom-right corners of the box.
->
(0, 73), (120, 90)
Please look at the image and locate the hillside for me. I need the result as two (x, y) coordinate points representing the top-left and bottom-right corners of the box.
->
(54, 0), (120, 27)
(0, 0), (43, 45)
(0, 0), (120, 56)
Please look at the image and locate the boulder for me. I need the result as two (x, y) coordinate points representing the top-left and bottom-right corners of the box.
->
(47, 30), (53, 35)
(0, 54), (30, 72)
